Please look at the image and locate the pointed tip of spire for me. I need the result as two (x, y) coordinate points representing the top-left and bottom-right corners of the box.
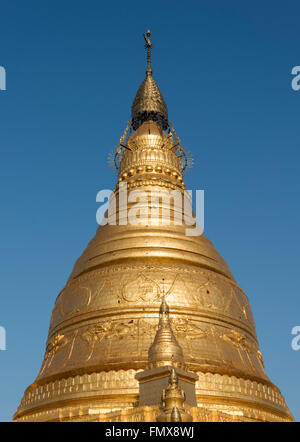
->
(143, 29), (152, 75)
(169, 366), (179, 388)
(160, 295), (169, 315)
(131, 30), (168, 131)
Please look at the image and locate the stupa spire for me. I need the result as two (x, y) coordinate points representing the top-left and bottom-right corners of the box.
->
(143, 29), (152, 76)
(131, 30), (168, 130)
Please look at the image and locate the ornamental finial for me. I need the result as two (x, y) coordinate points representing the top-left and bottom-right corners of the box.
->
(143, 29), (152, 76)
(131, 30), (168, 130)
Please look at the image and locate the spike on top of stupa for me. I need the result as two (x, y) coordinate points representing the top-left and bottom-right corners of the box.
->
(131, 30), (168, 131)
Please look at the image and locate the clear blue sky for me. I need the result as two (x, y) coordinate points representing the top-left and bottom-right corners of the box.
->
(0, 0), (299, 422)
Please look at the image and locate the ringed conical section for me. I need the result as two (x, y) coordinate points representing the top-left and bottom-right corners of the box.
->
(131, 72), (168, 130)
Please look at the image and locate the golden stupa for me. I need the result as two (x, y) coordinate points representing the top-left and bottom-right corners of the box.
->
(14, 31), (293, 422)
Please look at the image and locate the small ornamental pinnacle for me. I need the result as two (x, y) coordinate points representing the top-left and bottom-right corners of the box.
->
(148, 297), (184, 368)
(156, 366), (192, 422)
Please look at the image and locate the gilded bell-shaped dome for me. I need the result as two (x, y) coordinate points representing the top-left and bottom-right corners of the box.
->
(13, 32), (293, 423)
(148, 297), (185, 368)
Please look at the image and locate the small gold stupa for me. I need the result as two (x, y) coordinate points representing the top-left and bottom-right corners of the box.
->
(14, 31), (293, 422)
